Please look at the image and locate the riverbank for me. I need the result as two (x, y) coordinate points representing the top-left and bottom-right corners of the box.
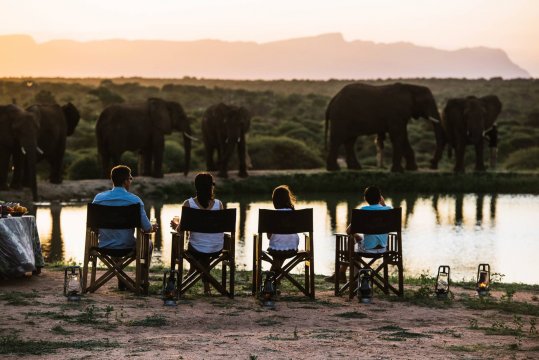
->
(1, 268), (538, 359)
(1, 169), (539, 203)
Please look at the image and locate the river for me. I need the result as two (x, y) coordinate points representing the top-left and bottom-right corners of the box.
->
(35, 193), (539, 284)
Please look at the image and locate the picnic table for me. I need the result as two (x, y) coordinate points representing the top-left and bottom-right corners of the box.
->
(0, 215), (44, 278)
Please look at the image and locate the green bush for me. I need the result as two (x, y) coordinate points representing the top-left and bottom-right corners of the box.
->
(504, 147), (539, 170)
(163, 141), (185, 173)
(67, 154), (100, 179)
(249, 136), (324, 169)
(120, 151), (139, 176)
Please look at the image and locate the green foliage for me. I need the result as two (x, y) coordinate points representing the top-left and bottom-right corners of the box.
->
(504, 147), (539, 170)
(2, 77), (539, 179)
(249, 136), (324, 169)
(67, 153), (100, 179)
(0, 334), (117, 355)
(163, 140), (185, 173)
(120, 151), (139, 176)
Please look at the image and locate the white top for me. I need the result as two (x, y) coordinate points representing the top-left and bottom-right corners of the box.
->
(187, 197), (224, 253)
(268, 208), (300, 251)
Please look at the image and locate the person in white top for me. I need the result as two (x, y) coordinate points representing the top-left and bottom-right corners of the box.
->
(267, 185), (300, 273)
(170, 172), (224, 295)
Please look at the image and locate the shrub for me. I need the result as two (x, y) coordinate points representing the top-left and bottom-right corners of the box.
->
(248, 136), (324, 169)
(120, 151), (139, 176)
(67, 154), (100, 179)
(504, 147), (539, 170)
(163, 141), (185, 173)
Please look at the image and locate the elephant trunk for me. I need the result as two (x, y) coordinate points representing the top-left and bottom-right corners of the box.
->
(24, 147), (38, 201)
(182, 131), (192, 176)
(429, 110), (445, 170)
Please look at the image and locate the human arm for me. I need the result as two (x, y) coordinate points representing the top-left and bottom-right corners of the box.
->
(170, 200), (190, 231)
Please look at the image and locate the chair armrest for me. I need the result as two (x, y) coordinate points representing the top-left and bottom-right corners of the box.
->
(333, 233), (348, 237)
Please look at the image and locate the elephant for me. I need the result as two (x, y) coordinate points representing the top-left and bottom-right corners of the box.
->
(202, 103), (250, 178)
(441, 95), (502, 173)
(18, 102), (80, 184)
(96, 98), (193, 178)
(325, 83), (444, 172)
(0, 104), (40, 200)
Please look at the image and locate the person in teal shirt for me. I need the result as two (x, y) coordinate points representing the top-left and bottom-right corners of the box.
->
(326, 185), (392, 283)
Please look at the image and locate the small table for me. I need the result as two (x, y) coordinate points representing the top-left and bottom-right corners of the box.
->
(0, 215), (44, 278)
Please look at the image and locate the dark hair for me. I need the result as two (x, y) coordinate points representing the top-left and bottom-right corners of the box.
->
(364, 186), (382, 205)
(111, 165), (131, 187)
(194, 172), (214, 208)
(272, 185), (296, 210)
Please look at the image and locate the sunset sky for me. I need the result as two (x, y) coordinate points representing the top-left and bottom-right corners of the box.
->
(2, 0), (538, 76)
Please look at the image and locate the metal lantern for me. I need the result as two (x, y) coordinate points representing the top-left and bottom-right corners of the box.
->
(162, 269), (179, 306)
(64, 266), (82, 301)
(357, 269), (373, 304)
(476, 264), (490, 296)
(260, 271), (276, 309)
(435, 265), (450, 299)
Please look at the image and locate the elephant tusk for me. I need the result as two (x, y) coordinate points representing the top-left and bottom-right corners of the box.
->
(20, 146), (26, 155)
(37, 146), (44, 155)
(225, 138), (229, 144)
(183, 132), (199, 141)
(428, 116), (440, 124)
(237, 137), (241, 143)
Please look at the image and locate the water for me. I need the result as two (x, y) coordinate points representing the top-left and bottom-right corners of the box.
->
(35, 193), (539, 284)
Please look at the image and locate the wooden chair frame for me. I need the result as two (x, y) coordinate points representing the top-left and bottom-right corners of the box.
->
(252, 208), (315, 299)
(82, 203), (152, 295)
(334, 208), (403, 299)
(170, 207), (236, 298)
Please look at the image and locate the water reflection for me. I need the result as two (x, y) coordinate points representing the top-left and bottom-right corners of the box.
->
(35, 193), (539, 284)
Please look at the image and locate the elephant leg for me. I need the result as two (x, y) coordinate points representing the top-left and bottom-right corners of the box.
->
(99, 151), (111, 179)
(151, 136), (165, 178)
(237, 138), (248, 178)
(474, 141), (486, 172)
(388, 131), (404, 173)
(402, 132), (418, 171)
(138, 149), (152, 177)
(218, 143), (234, 178)
(454, 143), (466, 173)
(326, 141), (341, 171)
(205, 143), (217, 171)
(0, 148), (11, 190)
(49, 144), (65, 184)
(344, 138), (361, 170)
(10, 150), (23, 189)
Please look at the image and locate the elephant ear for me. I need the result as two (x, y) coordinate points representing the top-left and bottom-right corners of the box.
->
(62, 102), (80, 136)
(148, 98), (173, 134)
(481, 95), (502, 126)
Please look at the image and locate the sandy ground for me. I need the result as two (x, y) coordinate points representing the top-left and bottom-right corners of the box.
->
(1, 269), (538, 359)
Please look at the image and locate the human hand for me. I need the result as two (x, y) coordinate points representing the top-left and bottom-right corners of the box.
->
(170, 217), (180, 231)
(379, 195), (386, 206)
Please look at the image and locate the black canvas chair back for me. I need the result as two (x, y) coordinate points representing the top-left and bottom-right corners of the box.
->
(82, 203), (152, 295)
(252, 208), (315, 299)
(171, 207), (237, 298)
(87, 203), (140, 229)
(334, 207), (403, 299)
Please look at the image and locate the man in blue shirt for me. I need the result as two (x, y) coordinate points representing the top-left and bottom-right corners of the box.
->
(325, 185), (392, 283)
(93, 165), (155, 249)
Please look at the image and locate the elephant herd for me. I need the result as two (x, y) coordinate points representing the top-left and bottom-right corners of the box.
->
(1, 82), (502, 200)
(325, 82), (502, 174)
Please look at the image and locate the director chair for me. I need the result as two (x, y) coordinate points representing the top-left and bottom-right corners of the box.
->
(334, 207), (403, 299)
(170, 207), (236, 298)
(82, 203), (152, 295)
(252, 208), (315, 299)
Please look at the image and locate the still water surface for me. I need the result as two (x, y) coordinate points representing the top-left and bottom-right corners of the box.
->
(35, 193), (539, 284)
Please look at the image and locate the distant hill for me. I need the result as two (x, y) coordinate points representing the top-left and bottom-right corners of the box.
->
(0, 33), (530, 79)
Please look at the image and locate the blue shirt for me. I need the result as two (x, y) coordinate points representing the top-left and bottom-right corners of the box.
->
(360, 203), (392, 250)
(92, 187), (152, 249)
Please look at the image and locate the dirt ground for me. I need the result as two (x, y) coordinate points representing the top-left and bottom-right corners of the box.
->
(1, 269), (538, 359)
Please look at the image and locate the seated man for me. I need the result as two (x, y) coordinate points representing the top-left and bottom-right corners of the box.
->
(92, 165), (156, 289)
(325, 185), (392, 282)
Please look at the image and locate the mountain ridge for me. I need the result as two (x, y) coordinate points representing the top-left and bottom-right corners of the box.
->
(0, 33), (530, 79)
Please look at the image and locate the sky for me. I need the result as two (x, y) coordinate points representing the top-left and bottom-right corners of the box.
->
(1, 0), (538, 76)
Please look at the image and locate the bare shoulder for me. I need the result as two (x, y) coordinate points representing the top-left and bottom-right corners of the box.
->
(182, 199), (190, 207)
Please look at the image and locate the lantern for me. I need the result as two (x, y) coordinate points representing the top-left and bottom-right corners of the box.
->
(476, 264), (490, 296)
(260, 271), (276, 309)
(64, 266), (82, 301)
(357, 269), (373, 304)
(435, 265), (450, 299)
(162, 269), (179, 306)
